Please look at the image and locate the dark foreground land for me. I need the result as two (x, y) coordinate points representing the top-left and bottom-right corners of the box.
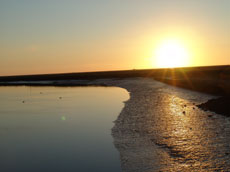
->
(0, 65), (230, 116)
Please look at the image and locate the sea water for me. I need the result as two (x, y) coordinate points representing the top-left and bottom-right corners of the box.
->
(0, 86), (129, 172)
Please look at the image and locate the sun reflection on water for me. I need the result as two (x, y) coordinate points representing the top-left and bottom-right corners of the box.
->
(112, 81), (230, 171)
(156, 94), (229, 170)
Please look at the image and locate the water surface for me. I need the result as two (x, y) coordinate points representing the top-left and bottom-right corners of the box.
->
(112, 79), (230, 171)
(0, 86), (129, 172)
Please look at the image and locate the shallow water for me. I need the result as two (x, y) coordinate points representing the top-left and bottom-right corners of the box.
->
(111, 79), (230, 171)
(1, 79), (230, 172)
(0, 86), (129, 172)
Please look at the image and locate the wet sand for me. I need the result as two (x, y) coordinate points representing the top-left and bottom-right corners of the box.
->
(105, 78), (230, 171)
(0, 78), (230, 171)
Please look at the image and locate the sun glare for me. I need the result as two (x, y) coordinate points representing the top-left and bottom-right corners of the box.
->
(154, 39), (190, 68)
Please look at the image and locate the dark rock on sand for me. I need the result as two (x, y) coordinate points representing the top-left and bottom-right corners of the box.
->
(197, 96), (230, 117)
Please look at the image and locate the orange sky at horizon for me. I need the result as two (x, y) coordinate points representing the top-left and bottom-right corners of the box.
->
(0, 1), (229, 76)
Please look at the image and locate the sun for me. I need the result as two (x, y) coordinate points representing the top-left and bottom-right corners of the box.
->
(154, 39), (190, 68)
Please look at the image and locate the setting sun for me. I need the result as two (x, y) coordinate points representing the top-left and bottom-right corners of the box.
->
(154, 39), (190, 68)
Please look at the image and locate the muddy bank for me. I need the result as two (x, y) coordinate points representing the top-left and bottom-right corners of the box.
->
(0, 78), (230, 171)
(109, 79), (230, 171)
(108, 78), (230, 171)
(1, 77), (229, 117)
(198, 96), (230, 117)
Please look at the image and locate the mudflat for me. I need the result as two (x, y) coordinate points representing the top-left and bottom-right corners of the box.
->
(0, 65), (229, 116)
(0, 77), (229, 171)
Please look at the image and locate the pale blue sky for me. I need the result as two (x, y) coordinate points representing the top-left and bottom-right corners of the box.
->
(0, 0), (229, 75)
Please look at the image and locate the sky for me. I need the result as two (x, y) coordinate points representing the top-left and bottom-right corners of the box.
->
(0, 0), (229, 76)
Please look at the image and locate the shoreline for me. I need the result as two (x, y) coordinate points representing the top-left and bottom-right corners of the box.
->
(0, 76), (229, 117)
(108, 78), (229, 171)
(1, 65), (229, 117)
(0, 78), (229, 170)
(0, 65), (229, 96)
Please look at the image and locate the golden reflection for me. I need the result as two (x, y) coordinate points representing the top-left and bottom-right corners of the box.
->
(161, 95), (222, 170)
(112, 81), (230, 171)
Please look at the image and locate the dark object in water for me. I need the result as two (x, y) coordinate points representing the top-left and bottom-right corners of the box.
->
(197, 96), (230, 117)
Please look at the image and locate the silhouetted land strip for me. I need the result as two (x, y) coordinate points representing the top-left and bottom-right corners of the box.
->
(198, 96), (230, 117)
(0, 65), (229, 116)
(0, 65), (229, 94)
